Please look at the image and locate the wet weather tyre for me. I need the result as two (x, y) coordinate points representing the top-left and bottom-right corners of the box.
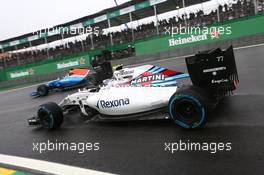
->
(37, 102), (63, 130)
(168, 86), (211, 129)
(37, 84), (49, 96)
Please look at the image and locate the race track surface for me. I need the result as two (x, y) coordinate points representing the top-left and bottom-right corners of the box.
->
(0, 45), (264, 175)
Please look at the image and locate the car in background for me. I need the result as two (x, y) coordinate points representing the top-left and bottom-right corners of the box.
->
(31, 51), (119, 98)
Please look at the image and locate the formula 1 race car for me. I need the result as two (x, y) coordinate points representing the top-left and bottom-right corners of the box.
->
(28, 46), (239, 129)
(30, 64), (113, 98)
(30, 51), (118, 98)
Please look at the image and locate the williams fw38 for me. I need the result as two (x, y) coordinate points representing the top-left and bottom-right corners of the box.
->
(28, 46), (239, 130)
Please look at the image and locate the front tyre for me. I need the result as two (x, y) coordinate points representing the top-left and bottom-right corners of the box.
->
(37, 84), (49, 96)
(37, 102), (63, 130)
(168, 86), (210, 129)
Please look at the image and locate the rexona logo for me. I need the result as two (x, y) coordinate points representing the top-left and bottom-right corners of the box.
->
(57, 57), (86, 69)
(96, 98), (130, 109)
(10, 69), (34, 79)
(169, 34), (208, 47)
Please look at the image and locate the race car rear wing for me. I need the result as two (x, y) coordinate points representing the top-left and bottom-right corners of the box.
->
(185, 45), (239, 97)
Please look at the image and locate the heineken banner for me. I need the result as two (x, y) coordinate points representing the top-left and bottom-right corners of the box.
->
(135, 14), (264, 55)
(6, 55), (90, 80)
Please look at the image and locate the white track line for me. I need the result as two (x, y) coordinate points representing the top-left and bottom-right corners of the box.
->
(0, 154), (113, 175)
(233, 43), (264, 50)
(2, 42), (264, 94)
(0, 82), (46, 95)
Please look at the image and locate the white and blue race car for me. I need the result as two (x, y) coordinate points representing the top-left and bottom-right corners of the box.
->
(28, 46), (239, 130)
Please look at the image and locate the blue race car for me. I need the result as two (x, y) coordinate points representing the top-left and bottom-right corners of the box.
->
(31, 62), (114, 98)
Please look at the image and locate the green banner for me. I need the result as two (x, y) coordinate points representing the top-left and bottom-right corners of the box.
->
(6, 55), (90, 80)
(135, 14), (264, 55)
(107, 11), (120, 19)
(135, 1), (150, 10)
(0, 42), (131, 82)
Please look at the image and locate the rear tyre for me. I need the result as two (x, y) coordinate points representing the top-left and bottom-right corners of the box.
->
(168, 86), (211, 129)
(37, 84), (49, 96)
(37, 102), (63, 130)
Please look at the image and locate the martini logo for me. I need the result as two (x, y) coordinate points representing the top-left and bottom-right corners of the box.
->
(131, 74), (165, 84)
(169, 34), (208, 47)
(10, 69), (34, 79)
(96, 98), (130, 109)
